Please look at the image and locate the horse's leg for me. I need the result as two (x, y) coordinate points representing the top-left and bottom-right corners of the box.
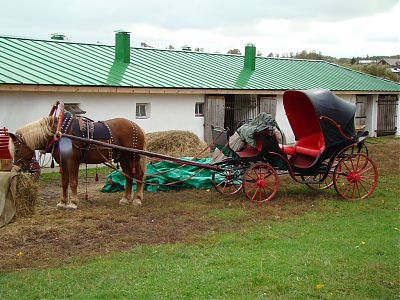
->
(56, 164), (70, 209)
(119, 159), (134, 205)
(67, 160), (80, 210)
(133, 155), (147, 205)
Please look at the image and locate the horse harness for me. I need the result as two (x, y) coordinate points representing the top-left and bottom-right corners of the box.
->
(59, 111), (139, 163)
(60, 112), (113, 162)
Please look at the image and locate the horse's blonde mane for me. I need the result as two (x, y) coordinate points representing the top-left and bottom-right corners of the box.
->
(16, 116), (56, 150)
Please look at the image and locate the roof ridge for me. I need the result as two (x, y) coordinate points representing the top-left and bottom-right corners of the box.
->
(0, 35), (327, 62)
(0, 34), (111, 47)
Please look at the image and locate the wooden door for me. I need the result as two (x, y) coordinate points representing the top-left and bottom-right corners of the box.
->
(204, 95), (225, 144)
(259, 96), (277, 117)
(377, 95), (398, 136)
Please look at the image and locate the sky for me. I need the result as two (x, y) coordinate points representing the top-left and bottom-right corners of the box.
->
(1, 0), (399, 58)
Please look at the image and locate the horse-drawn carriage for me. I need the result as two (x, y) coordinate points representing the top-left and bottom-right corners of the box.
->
(211, 89), (377, 202)
(7, 89), (378, 209)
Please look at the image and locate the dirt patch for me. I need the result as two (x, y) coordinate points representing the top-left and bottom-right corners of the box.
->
(0, 141), (396, 271)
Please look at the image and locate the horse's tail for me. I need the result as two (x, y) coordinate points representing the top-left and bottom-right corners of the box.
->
(138, 129), (147, 176)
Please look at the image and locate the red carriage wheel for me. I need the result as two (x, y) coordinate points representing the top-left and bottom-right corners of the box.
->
(243, 163), (278, 203)
(304, 143), (369, 191)
(333, 153), (378, 200)
(212, 161), (246, 195)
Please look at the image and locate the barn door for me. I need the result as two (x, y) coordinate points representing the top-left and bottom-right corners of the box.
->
(259, 96), (277, 117)
(204, 95), (225, 144)
(377, 95), (398, 136)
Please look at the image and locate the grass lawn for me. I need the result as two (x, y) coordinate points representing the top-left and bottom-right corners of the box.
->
(0, 138), (399, 299)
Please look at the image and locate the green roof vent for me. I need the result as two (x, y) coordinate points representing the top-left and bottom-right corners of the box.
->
(244, 43), (256, 70)
(115, 30), (131, 63)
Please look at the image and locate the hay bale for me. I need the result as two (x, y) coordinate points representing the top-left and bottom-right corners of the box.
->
(146, 130), (209, 158)
(14, 172), (37, 218)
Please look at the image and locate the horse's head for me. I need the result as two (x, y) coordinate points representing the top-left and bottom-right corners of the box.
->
(8, 132), (36, 172)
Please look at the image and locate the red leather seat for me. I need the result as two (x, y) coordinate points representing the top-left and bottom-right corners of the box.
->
(294, 133), (325, 157)
(279, 132), (324, 157)
(279, 144), (296, 155)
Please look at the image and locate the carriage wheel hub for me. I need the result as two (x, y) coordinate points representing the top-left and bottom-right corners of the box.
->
(347, 171), (360, 182)
(257, 179), (267, 187)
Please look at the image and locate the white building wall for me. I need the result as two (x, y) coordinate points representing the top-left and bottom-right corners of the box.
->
(273, 95), (295, 144)
(0, 91), (205, 139)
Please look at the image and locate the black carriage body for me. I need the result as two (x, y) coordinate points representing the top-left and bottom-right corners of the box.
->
(283, 89), (356, 148)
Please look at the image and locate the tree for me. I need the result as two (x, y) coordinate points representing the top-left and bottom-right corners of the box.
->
(166, 45), (175, 50)
(227, 48), (241, 55)
(257, 50), (263, 56)
(267, 52), (274, 57)
(294, 50), (323, 60)
(342, 63), (398, 82)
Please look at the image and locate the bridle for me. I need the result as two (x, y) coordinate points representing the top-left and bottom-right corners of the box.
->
(12, 132), (34, 172)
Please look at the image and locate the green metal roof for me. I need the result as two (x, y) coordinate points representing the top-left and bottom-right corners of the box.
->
(0, 35), (399, 92)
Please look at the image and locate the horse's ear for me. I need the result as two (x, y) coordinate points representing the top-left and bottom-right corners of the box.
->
(8, 132), (17, 142)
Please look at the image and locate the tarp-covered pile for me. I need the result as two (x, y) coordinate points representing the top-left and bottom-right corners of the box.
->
(102, 157), (218, 192)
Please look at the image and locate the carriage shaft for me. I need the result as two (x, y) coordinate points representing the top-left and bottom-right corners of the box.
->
(60, 133), (222, 171)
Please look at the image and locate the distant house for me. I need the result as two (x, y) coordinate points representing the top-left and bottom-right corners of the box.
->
(0, 32), (399, 141)
(358, 60), (377, 64)
(378, 58), (400, 76)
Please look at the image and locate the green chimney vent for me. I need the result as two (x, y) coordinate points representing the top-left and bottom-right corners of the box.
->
(244, 43), (256, 70)
(115, 30), (131, 63)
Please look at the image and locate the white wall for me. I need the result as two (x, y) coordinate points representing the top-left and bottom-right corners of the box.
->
(273, 95), (295, 144)
(0, 91), (205, 139)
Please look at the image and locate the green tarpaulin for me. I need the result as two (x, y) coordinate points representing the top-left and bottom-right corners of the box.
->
(101, 157), (219, 192)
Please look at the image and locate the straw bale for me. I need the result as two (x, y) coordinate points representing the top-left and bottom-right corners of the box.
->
(145, 130), (209, 158)
(14, 172), (37, 218)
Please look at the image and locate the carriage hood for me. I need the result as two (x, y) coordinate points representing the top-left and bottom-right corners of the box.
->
(283, 89), (356, 148)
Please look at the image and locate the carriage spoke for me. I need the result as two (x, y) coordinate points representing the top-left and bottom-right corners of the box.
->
(342, 160), (352, 172)
(356, 181), (361, 199)
(359, 178), (374, 187)
(358, 180), (370, 194)
(358, 166), (373, 176)
(251, 187), (261, 201)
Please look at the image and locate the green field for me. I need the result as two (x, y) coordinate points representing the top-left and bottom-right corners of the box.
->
(0, 138), (399, 299)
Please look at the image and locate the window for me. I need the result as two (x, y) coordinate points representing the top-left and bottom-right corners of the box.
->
(195, 102), (204, 117)
(136, 103), (150, 119)
(64, 103), (86, 115)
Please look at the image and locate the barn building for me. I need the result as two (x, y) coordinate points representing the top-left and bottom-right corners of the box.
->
(1, 31), (399, 144)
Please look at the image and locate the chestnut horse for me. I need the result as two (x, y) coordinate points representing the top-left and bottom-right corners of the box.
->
(9, 115), (146, 210)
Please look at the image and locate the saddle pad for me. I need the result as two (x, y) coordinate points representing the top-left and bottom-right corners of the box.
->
(71, 119), (111, 140)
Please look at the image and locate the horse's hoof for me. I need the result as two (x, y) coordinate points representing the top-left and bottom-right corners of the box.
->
(119, 197), (130, 205)
(66, 203), (78, 210)
(132, 198), (142, 206)
(56, 202), (69, 209)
